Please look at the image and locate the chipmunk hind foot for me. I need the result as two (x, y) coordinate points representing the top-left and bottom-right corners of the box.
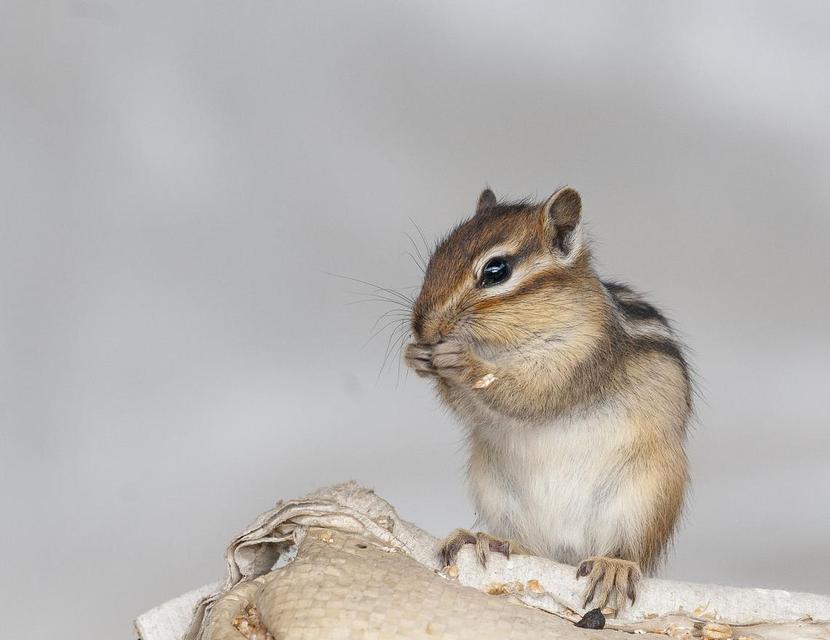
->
(438, 528), (528, 568)
(576, 556), (642, 614)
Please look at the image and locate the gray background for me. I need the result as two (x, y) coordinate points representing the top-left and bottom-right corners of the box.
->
(2, 2), (829, 638)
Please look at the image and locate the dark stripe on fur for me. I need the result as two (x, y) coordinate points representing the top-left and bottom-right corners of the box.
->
(634, 337), (685, 365)
(604, 281), (669, 326)
(618, 300), (668, 324)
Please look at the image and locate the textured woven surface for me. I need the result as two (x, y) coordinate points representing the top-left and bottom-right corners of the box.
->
(159, 483), (830, 640)
(215, 528), (641, 640)
(204, 578), (265, 640)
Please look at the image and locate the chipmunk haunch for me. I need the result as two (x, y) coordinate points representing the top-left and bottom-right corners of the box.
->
(405, 187), (691, 612)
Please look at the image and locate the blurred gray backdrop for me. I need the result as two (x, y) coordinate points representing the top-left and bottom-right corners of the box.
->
(2, 2), (829, 638)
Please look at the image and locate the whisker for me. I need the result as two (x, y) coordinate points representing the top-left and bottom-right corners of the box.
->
(370, 308), (410, 332)
(325, 271), (416, 306)
(404, 232), (428, 272)
(378, 322), (410, 381)
(364, 316), (408, 348)
(394, 328), (411, 387)
(346, 294), (412, 309)
(409, 217), (433, 262)
(406, 251), (426, 274)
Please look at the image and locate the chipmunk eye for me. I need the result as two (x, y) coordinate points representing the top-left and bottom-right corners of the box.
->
(480, 257), (511, 287)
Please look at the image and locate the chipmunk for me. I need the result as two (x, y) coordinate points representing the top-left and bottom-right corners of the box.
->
(405, 187), (691, 613)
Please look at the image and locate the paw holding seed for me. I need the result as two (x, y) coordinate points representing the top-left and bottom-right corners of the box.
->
(405, 341), (495, 389)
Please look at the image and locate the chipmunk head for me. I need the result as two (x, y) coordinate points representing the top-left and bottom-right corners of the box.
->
(412, 187), (600, 349)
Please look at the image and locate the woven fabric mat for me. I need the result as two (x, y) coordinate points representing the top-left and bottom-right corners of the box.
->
(135, 483), (830, 640)
(208, 528), (637, 640)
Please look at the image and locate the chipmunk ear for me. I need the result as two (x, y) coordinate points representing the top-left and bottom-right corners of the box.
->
(476, 188), (497, 214)
(541, 187), (582, 256)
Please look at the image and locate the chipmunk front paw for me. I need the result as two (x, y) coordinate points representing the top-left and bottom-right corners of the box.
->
(576, 556), (641, 614)
(438, 528), (528, 568)
(405, 341), (483, 384)
(430, 341), (475, 383)
(404, 342), (436, 378)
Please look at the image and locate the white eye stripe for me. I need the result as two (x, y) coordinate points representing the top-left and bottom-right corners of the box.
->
(477, 255), (555, 296)
(473, 244), (521, 278)
(427, 250), (555, 320)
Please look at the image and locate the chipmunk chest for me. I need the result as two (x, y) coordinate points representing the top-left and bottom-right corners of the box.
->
(471, 411), (634, 560)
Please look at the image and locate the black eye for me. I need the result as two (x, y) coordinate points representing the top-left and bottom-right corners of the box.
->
(480, 257), (511, 287)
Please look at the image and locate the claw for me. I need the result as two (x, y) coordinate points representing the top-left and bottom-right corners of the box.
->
(575, 556), (642, 613)
(576, 558), (593, 578)
(438, 528), (527, 569)
(439, 528), (476, 567)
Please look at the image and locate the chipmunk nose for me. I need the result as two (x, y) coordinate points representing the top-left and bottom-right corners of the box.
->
(411, 303), (445, 345)
(412, 283), (458, 344)
(412, 311), (450, 345)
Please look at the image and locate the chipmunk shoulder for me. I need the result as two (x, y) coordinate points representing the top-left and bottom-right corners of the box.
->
(405, 187), (691, 612)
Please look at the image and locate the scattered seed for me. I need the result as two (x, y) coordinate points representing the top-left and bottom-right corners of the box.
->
(473, 373), (497, 389)
(575, 608), (606, 630)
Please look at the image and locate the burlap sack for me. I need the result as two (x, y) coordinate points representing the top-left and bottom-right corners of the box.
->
(135, 482), (830, 640)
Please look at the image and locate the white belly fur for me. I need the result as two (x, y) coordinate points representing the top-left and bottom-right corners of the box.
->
(467, 403), (647, 566)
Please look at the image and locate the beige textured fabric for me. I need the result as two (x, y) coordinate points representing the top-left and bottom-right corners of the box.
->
(204, 578), (267, 640)
(135, 483), (830, 640)
(213, 528), (636, 640)
(196, 527), (830, 640)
